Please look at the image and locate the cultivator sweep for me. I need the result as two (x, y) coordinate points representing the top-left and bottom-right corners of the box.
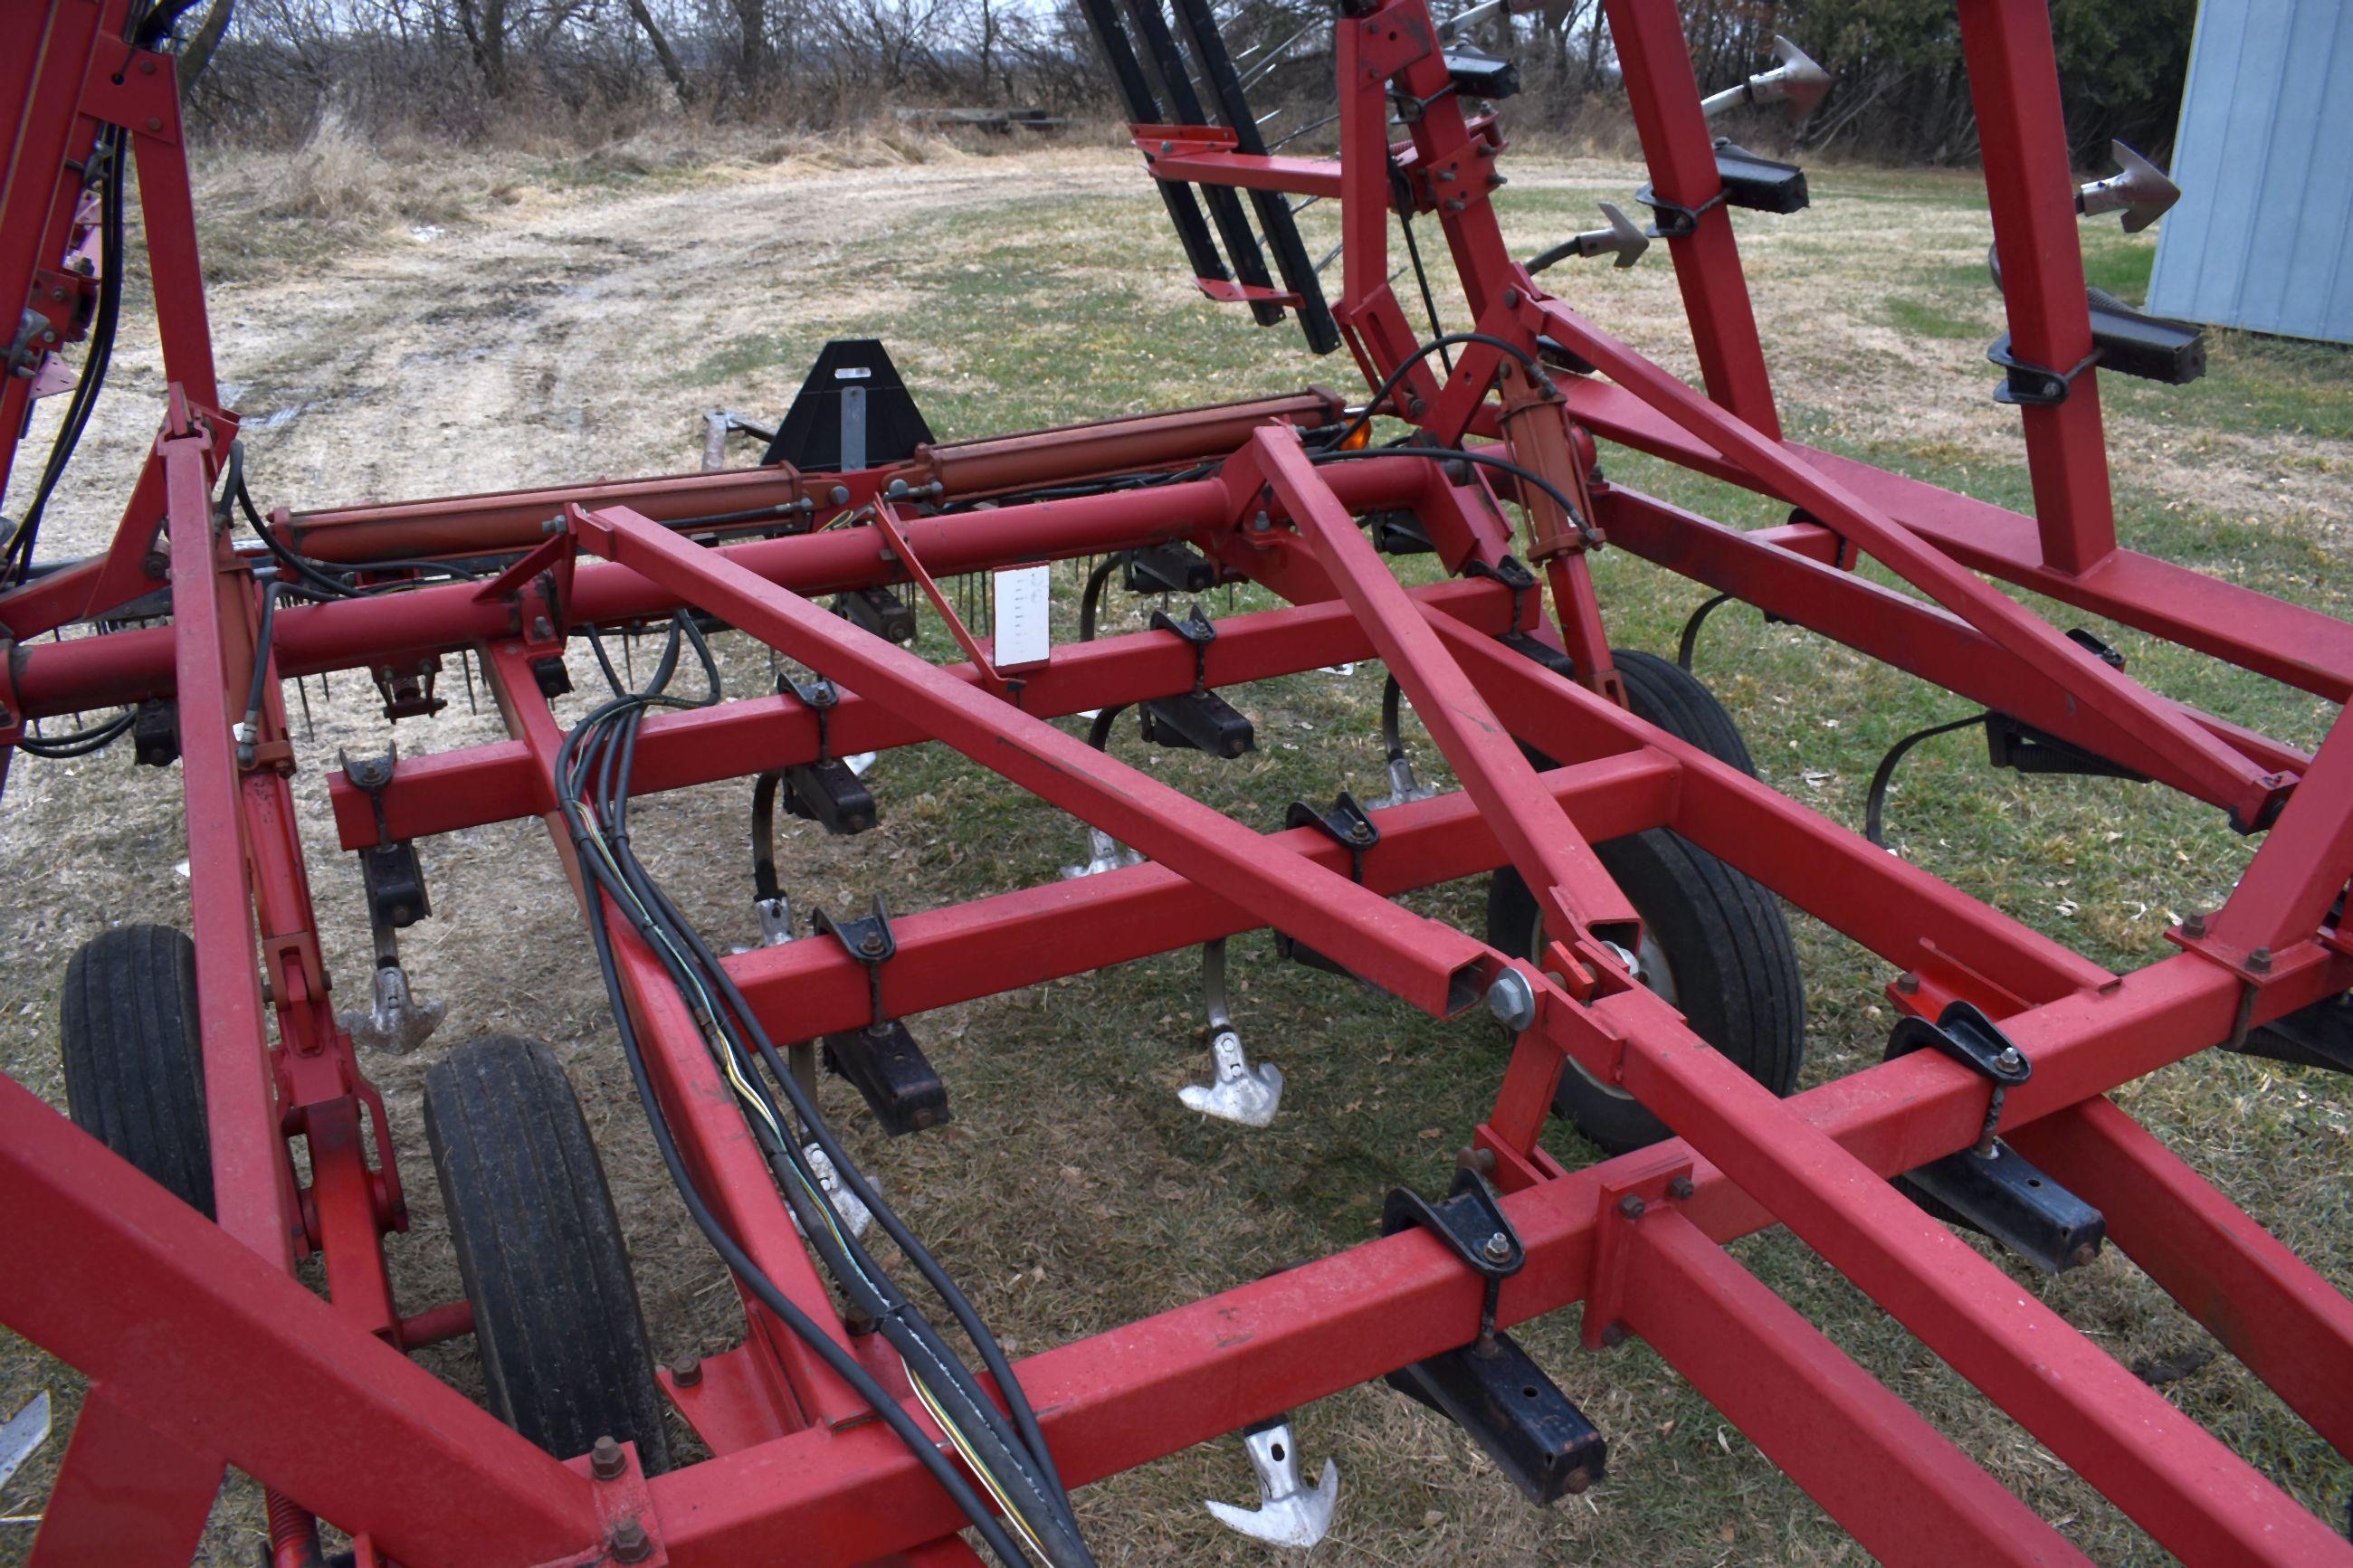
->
(5, 0), (2353, 1563)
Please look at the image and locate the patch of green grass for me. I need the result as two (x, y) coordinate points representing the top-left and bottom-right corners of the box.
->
(1887, 293), (1986, 339)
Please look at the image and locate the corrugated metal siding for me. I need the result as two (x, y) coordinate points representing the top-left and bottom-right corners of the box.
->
(2147, 0), (2353, 345)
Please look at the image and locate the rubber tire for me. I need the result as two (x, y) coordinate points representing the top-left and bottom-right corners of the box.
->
(424, 1035), (672, 1474)
(1489, 650), (1805, 1154)
(60, 924), (214, 1216)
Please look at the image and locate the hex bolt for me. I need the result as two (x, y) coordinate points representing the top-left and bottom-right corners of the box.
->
(1485, 968), (1537, 1031)
(1501, 287), (1521, 309)
(2071, 1240), (2101, 1269)
(145, 117), (162, 132)
(609, 1516), (653, 1563)
(1249, 509), (1272, 534)
(1481, 1231), (1511, 1263)
(1616, 1194), (1645, 1221)
(671, 1354), (703, 1388)
(541, 515), (564, 535)
(2181, 911), (2208, 938)
(590, 1435), (625, 1480)
(1894, 971), (1920, 995)
(1598, 1321), (1627, 1348)
(1665, 1174), (1695, 1202)
(859, 931), (885, 956)
(2249, 946), (2273, 974)
(1996, 1047), (2023, 1072)
(530, 615), (555, 641)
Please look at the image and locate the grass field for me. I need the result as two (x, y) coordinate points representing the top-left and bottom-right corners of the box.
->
(2, 129), (2350, 1565)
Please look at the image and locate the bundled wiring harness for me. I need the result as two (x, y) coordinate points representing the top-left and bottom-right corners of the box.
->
(553, 617), (1092, 1568)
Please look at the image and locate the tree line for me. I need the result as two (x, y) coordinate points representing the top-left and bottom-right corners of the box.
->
(165, 0), (2195, 165)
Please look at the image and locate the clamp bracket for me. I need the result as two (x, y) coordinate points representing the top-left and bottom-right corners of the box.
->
(1987, 335), (2101, 407)
(1885, 999), (2029, 1155)
(1633, 181), (1729, 240)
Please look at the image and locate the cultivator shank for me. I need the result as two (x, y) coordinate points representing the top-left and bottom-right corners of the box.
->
(5, 0), (2352, 1563)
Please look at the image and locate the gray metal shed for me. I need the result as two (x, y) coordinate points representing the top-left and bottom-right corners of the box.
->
(2146, 0), (2353, 345)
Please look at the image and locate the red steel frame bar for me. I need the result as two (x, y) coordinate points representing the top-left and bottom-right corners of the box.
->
(483, 639), (879, 1437)
(2008, 1097), (2353, 1460)
(1956, 0), (2116, 574)
(567, 501), (1499, 1022)
(1598, 0), (1780, 433)
(1615, 1209), (2091, 1567)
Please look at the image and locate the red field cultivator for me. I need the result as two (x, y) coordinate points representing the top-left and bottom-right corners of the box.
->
(5, 0), (2352, 1562)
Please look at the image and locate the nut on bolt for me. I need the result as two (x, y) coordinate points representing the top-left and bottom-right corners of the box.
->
(609, 1516), (653, 1563)
(1481, 1231), (1512, 1263)
(1665, 1174), (1694, 1202)
(2181, 911), (2207, 938)
(671, 1354), (703, 1388)
(590, 1434), (626, 1480)
(1616, 1193), (1645, 1221)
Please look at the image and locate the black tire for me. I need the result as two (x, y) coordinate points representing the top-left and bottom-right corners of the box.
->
(60, 924), (214, 1215)
(1489, 651), (1805, 1154)
(424, 1035), (672, 1474)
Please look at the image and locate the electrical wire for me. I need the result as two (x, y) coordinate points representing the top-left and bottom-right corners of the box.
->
(553, 620), (1089, 1567)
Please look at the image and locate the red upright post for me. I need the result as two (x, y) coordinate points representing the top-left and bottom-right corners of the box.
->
(1956, 0), (2117, 575)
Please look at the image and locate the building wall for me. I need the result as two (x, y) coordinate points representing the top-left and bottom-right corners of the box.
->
(2147, 0), (2353, 345)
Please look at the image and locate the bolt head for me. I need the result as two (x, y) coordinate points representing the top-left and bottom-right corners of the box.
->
(2249, 946), (2273, 972)
(1665, 1174), (1694, 1201)
(2181, 912), (2208, 938)
(1598, 1321), (1626, 1348)
(672, 1354), (703, 1387)
(1616, 1193), (1645, 1221)
(1485, 967), (1537, 1031)
(1894, 971), (1920, 995)
(589, 1435), (625, 1480)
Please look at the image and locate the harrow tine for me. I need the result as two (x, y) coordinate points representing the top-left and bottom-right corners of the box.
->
(1269, 110), (1339, 150)
(296, 673), (316, 738)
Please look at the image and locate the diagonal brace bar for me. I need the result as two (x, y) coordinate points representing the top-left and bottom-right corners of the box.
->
(1523, 294), (2290, 830)
(1245, 430), (1642, 981)
(568, 503), (1494, 1019)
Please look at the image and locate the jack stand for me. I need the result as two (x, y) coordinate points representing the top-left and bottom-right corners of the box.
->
(1203, 1415), (1338, 1547)
(1178, 937), (1282, 1126)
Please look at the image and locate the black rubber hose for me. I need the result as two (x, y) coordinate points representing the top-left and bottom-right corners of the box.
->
(557, 690), (1041, 1567)
(1310, 443), (1596, 545)
(561, 624), (1084, 1560)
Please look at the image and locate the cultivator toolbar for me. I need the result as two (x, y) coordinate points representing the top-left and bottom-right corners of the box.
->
(5, 0), (2353, 1562)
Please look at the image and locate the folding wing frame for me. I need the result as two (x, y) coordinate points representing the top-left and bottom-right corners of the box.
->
(3, 0), (2352, 1563)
